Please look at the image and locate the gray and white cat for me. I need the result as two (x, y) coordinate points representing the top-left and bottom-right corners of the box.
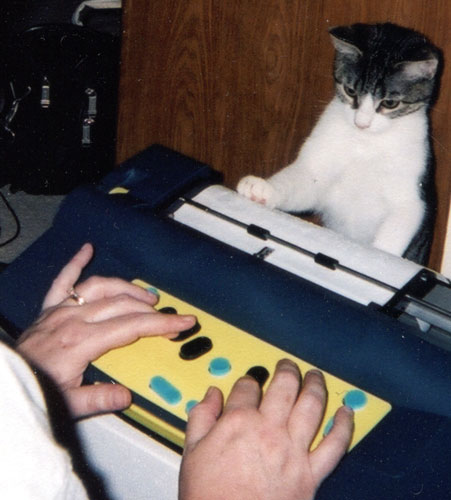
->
(237, 23), (441, 265)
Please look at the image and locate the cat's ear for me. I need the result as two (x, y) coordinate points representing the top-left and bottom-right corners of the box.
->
(329, 27), (362, 61)
(396, 57), (439, 81)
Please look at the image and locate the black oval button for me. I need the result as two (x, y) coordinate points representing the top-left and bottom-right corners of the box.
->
(179, 336), (213, 360)
(246, 366), (270, 387)
(171, 321), (201, 342)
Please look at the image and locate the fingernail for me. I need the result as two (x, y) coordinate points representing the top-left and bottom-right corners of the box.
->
(181, 315), (196, 324)
(277, 358), (297, 369)
(307, 369), (324, 378)
(114, 387), (132, 409)
(342, 405), (355, 416)
(205, 386), (216, 399)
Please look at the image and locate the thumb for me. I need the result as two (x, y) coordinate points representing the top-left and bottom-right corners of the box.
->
(184, 386), (223, 452)
(65, 383), (132, 418)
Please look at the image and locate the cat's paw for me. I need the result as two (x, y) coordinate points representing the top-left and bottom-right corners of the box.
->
(236, 175), (278, 209)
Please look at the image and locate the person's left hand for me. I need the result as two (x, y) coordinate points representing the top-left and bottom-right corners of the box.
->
(16, 243), (196, 418)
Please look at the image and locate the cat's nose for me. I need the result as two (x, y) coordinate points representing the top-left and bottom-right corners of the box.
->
(354, 94), (375, 129)
(354, 118), (371, 129)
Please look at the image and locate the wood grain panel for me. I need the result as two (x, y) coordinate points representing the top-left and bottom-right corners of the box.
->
(117, 0), (451, 270)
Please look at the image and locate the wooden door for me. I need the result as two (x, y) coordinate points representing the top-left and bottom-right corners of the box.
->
(117, 0), (451, 271)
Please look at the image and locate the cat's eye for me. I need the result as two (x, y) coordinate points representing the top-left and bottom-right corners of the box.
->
(381, 99), (400, 109)
(343, 85), (357, 97)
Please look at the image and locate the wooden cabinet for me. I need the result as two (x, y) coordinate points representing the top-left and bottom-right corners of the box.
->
(117, 0), (451, 271)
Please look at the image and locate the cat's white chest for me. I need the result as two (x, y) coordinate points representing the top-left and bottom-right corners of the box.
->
(319, 160), (394, 243)
(300, 100), (427, 244)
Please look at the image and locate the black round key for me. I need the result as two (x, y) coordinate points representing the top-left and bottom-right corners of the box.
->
(179, 336), (213, 360)
(159, 306), (177, 314)
(171, 321), (201, 342)
(246, 366), (270, 387)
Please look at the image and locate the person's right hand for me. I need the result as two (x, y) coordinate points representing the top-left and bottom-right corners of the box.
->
(179, 359), (354, 500)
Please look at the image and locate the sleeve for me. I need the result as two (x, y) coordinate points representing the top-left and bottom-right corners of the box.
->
(0, 342), (89, 499)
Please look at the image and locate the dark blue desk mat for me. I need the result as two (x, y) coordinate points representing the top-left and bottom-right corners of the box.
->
(0, 145), (449, 499)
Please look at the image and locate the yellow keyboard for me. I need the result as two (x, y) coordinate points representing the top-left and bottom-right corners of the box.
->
(89, 279), (391, 450)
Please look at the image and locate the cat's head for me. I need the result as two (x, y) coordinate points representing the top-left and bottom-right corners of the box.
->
(329, 23), (441, 132)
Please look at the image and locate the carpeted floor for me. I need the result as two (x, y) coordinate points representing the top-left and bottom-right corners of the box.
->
(0, 185), (64, 265)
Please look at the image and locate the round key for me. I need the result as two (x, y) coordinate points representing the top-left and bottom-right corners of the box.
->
(209, 357), (231, 377)
(145, 286), (160, 297)
(343, 389), (368, 410)
(171, 321), (201, 342)
(185, 400), (198, 414)
(159, 306), (177, 314)
(159, 306), (201, 341)
(323, 416), (334, 436)
(246, 365), (270, 387)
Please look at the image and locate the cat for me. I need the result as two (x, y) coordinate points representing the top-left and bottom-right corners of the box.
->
(237, 23), (441, 265)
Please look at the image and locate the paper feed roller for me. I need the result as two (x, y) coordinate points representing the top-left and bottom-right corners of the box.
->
(164, 184), (451, 351)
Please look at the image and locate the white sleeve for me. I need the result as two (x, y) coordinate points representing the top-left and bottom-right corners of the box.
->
(0, 342), (89, 499)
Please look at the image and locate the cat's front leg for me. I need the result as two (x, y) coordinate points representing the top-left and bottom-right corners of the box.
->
(236, 175), (281, 209)
(372, 204), (424, 258)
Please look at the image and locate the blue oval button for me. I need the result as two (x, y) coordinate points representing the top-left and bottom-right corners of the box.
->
(150, 376), (182, 405)
(343, 389), (367, 410)
(209, 357), (231, 376)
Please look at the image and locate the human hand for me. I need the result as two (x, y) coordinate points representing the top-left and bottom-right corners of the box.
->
(16, 243), (196, 418)
(179, 359), (354, 500)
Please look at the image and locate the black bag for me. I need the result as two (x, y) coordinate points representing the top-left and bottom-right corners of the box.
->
(0, 24), (120, 194)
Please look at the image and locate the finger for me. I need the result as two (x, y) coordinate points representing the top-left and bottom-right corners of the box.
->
(288, 370), (328, 448)
(66, 294), (159, 323)
(223, 375), (261, 414)
(43, 243), (94, 309)
(184, 387), (223, 453)
(76, 311), (197, 361)
(74, 276), (160, 306)
(310, 405), (354, 481)
(65, 383), (132, 418)
(259, 359), (301, 425)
